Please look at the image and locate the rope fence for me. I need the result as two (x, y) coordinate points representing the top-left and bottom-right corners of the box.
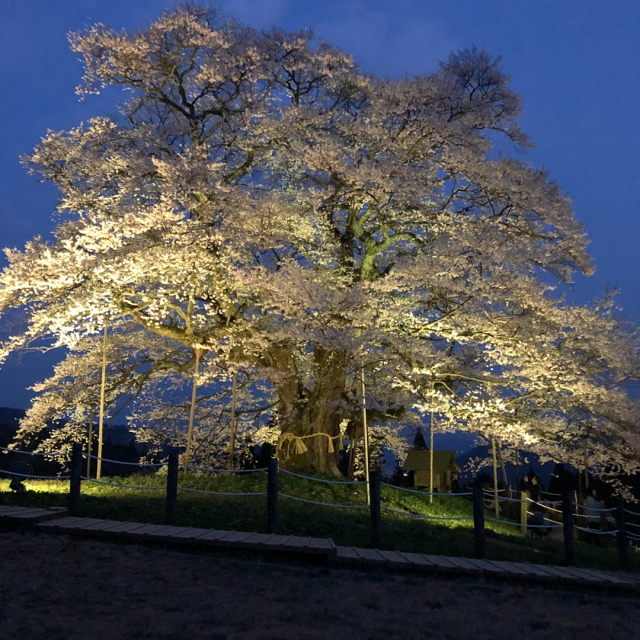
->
(179, 463), (267, 474)
(486, 515), (563, 529)
(83, 453), (164, 468)
(382, 481), (472, 497)
(80, 476), (165, 490)
(1, 443), (638, 570)
(574, 525), (618, 535)
(278, 492), (369, 509)
(0, 469), (70, 480)
(381, 505), (473, 521)
(281, 469), (366, 485)
(177, 486), (267, 497)
(482, 491), (561, 506)
(0, 445), (66, 458)
(573, 502), (616, 513)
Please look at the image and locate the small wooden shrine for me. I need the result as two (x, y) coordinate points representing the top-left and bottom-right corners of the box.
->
(403, 429), (461, 492)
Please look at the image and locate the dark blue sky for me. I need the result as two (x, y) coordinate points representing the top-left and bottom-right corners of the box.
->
(0, 0), (638, 409)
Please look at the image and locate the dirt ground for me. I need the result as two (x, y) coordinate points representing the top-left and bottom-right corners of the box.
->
(0, 531), (638, 640)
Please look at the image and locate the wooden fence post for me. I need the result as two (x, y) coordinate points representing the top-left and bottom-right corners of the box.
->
(472, 479), (485, 559)
(69, 442), (83, 516)
(616, 498), (629, 570)
(267, 457), (278, 534)
(520, 490), (529, 535)
(165, 451), (179, 525)
(561, 490), (575, 566)
(370, 470), (381, 548)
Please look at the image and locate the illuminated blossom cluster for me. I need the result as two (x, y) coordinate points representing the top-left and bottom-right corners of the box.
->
(1, 6), (638, 481)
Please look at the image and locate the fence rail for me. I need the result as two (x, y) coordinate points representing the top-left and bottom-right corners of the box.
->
(80, 476), (165, 490)
(0, 469), (70, 480)
(1, 444), (637, 569)
(177, 486), (267, 497)
(179, 463), (267, 474)
(0, 445), (66, 458)
(83, 453), (164, 468)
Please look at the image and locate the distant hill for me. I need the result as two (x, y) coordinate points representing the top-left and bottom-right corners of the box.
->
(0, 407), (26, 447)
(0, 406), (25, 429)
(0, 406), (150, 477)
(0, 406), (136, 447)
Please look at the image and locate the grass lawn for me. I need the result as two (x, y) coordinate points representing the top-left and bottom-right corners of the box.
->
(1, 471), (637, 572)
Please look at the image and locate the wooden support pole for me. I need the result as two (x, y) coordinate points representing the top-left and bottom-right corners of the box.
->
(165, 451), (179, 525)
(429, 407), (435, 505)
(69, 442), (83, 517)
(583, 437), (589, 493)
(520, 490), (529, 535)
(360, 366), (370, 506)
(86, 405), (94, 479)
(472, 479), (486, 559)
(267, 457), (279, 534)
(96, 320), (108, 480)
(227, 369), (238, 469)
(496, 438), (508, 490)
(370, 469), (381, 548)
(185, 348), (202, 465)
(578, 460), (583, 497)
(561, 490), (576, 566)
(616, 498), (629, 570)
(491, 437), (499, 518)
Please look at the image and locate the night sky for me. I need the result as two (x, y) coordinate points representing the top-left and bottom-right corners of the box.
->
(0, 0), (638, 409)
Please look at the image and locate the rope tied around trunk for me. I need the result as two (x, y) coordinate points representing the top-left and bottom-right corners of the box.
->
(277, 432), (343, 460)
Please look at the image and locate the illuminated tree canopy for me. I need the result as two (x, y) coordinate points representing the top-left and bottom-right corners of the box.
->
(1, 5), (638, 483)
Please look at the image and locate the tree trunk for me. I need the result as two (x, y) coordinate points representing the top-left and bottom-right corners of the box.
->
(267, 343), (346, 475)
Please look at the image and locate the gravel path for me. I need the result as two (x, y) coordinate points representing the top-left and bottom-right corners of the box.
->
(0, 531), (638, 640)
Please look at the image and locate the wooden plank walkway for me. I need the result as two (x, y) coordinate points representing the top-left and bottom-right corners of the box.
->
(0, 506), (638, 590)
(334, 546), (640, 589)
(0, 505), (67, 523)
(35, 515), (337, 558)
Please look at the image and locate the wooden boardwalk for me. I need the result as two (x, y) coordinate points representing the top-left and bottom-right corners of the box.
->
(36, 515), (336, 557)
(334, 545), (640, 588)
(0, 504), (68, 523)
(1, 506), (638, 590)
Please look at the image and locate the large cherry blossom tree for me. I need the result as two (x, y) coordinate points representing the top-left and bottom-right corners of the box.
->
(1, 5), (638, 479)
